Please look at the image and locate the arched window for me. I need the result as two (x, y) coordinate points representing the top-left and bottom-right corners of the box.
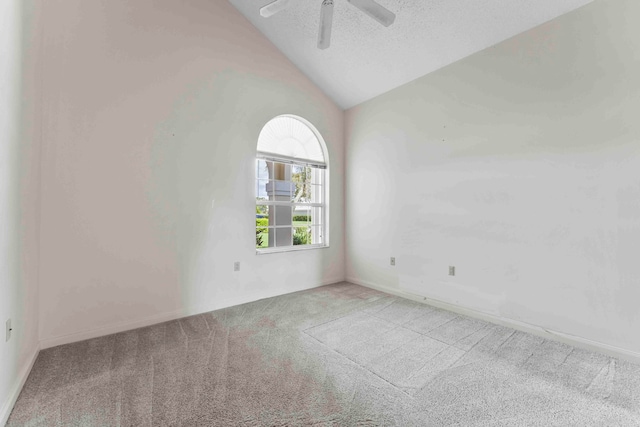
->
(256, 115), (329, 252)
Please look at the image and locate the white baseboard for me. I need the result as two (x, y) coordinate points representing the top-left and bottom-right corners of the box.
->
(189, 277), (345, 317)
(1, 344), (40, 427)
(347, 276), (640, 365)
(40, 277), (344, 350)
(39, 309), (187, 350)
(3, 278), (345, 425)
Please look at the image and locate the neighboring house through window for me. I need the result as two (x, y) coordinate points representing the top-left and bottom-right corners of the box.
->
(256, 115), (329, 253)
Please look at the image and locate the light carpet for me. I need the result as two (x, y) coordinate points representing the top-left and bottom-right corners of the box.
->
(7, 282), (640, 426)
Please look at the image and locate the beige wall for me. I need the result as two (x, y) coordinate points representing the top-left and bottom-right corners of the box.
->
(346, 0), (640, 354)
(0, 0), (42, 422)
(37, 0), (345, 346)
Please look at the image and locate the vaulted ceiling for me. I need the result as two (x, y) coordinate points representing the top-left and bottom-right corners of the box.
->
(229, 0), (593, 109)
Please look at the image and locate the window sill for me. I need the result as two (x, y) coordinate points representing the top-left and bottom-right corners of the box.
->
(256, 244), (329, 255)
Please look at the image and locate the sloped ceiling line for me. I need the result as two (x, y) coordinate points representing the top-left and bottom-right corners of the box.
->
(229, 0), (593, 109)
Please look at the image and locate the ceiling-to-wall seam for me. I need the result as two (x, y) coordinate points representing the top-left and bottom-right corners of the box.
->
(35, 0), (46, 343)
(341, 107), (348, 280)
(36, 2), (46, 342)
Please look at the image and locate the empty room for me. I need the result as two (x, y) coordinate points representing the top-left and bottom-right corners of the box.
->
(1, 0), (639, 425)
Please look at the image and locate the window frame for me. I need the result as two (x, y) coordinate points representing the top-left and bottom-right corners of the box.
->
(255, 115), (330, 255)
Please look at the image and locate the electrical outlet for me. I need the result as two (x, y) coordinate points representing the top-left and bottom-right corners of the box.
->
(6, 319), (12, 342)
(449, 266), (456, 276)
(234, 262), (240, 272)
(390, 257), (396, 266)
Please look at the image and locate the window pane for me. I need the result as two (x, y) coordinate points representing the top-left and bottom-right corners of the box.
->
(311, 183), (323, 204)
(271, 162), (288, 182)
(293, 226), (311, 246)
(310, 225), (323, 245)
(256, 207), (271, 248)
(291, 164), (311, 177)
(285, 180), (296, 201)
(267, 179), (294, 201)
(272, 206), (293, 226)
(256, 159), (270, 180)
(256, 205), (270, 222)
(291, 164), (312, 203)
(256, 227), (270, 249)
(275, 227), (292, 247)
(255, 155), (326, 251)
(311, 206), (323, 226)
(293, 206), (311, 225)
(256, 180), (271, 202)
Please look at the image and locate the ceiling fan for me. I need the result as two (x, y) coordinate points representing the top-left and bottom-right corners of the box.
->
(260, 0), (396, 50)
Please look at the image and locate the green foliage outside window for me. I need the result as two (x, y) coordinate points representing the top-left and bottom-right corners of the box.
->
(293, 227), (311, 245)
(256, 217), (268, 248)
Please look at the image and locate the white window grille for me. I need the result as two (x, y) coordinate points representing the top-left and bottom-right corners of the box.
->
(256, 115), (329, 253)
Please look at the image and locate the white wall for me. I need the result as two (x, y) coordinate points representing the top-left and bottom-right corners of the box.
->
(346, 0), (640, 354)
(37, 0), (345, 347)
(0, 0), (42, 422)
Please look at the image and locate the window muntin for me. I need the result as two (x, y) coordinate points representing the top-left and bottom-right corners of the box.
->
(256, 159), (326, 251)
(256, 115), (329, 253)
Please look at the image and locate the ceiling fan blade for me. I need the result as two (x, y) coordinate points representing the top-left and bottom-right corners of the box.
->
(346, 0), (395, 27)
(317, 0), (334, 50)
(260, 0), (290, 18)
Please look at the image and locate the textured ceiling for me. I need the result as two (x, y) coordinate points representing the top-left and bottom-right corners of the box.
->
(229, 0), (593, 109)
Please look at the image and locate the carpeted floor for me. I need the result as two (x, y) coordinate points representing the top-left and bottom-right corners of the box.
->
(7, 282), (640, 426)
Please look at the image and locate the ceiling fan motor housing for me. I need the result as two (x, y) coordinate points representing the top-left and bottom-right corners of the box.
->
(260, 0), (396, 49)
